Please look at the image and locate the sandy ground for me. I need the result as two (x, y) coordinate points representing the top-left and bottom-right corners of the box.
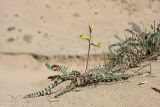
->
(0, 0), (160, 107)
(0, 0), (160, 55)
(0, 54), (160, 107)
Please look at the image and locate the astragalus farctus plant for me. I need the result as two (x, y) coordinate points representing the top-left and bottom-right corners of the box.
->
(23, 21), (160, 99)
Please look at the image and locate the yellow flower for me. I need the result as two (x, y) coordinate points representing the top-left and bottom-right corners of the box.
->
(91, 42), (101, 48)
(79, 34), (89, 40)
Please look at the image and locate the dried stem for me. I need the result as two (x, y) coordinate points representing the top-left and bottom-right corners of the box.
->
(85, 28), (92, 72)
(154, 20), (156, 33)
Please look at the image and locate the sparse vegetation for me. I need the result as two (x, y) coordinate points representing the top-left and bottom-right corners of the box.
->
(23, 21), (160, 99)
(104, 21), (160, 72)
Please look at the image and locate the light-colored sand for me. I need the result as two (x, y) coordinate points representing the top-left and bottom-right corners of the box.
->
(0, 0), (160, 55)
(0, 0), (160, 107)
(0, 54), (160, 107)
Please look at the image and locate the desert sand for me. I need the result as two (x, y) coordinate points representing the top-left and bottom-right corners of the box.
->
(0, 0), (160, 107)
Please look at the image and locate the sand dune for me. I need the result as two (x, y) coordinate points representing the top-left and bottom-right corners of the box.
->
(0, 0), (160, 107)
(0, 0), (160, 55)
(0, 54), (160, 107)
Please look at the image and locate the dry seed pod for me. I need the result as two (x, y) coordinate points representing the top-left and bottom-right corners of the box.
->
(51, 65), (60, 71)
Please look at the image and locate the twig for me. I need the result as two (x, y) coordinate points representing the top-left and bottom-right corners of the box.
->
(154, 20), (156, 33)
(134, 63), (151, 73)
(151, 87), (160, 93)
(149, 63), (152, 74)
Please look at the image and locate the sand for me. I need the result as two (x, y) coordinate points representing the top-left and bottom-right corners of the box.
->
(1, 0), (160, 55)
(0, 54), (160, 107)
(0, 0), (160, 107)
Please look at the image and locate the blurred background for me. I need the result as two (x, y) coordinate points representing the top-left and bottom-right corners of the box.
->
(0, 0), (160, 56)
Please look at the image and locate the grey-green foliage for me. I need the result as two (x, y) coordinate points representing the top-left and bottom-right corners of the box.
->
(104, 22), (160, 72)
(45, 63), (71, 75)
(23, 64), (132, 99)
(24, 22), (160, 99)
(85, 66), (105, 74)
